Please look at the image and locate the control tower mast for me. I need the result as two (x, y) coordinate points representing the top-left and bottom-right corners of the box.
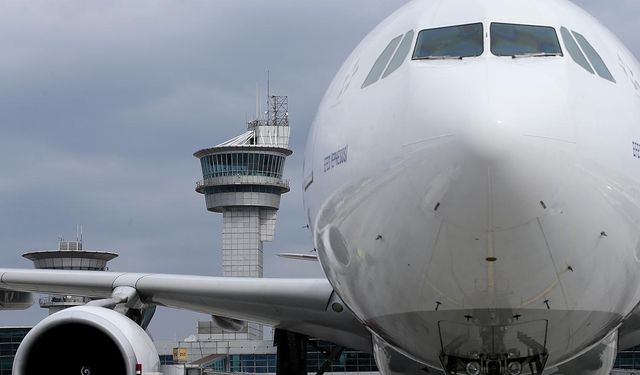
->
(194, 94), (291, 339)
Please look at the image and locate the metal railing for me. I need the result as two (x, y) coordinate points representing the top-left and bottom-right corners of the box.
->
(196, 176), (290, 189)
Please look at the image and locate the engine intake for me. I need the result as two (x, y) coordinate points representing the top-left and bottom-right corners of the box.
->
(13, 306), (160, 375)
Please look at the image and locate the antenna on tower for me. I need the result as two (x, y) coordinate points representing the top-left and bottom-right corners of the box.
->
(266, 70), (271, 126)
(255, 83), (260, 121)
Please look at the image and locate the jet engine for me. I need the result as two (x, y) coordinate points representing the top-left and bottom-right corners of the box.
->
(13, 305), (160, 375)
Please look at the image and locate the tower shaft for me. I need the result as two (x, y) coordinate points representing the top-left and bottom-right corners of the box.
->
(222, 207), (272, 278)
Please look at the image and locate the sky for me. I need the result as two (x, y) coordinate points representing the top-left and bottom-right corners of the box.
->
(0, 0), (638, 341)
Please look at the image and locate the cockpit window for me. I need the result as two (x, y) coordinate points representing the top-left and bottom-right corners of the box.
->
(491, 23), (562, 58)
(383, 30), (415, 79)
(412, 23), (484, 60)
(560, 27), (594, 74)
(571, 31), (616, 83)
(362, 35), (403, 88)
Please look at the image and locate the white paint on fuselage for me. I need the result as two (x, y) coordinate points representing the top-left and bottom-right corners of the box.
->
(303, 0), (640, 371)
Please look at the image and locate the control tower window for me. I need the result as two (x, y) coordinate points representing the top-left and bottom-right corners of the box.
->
(201, 153), (286, 179)
(413, 23), (484, 60)
(571, 31), (616, 83)
(490, 23), (562, 58)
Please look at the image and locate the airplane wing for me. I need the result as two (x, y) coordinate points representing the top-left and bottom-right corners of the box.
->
(0, 268), (372, 352)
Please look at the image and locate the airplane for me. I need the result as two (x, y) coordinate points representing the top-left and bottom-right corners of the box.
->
(1, 0), (640, 374)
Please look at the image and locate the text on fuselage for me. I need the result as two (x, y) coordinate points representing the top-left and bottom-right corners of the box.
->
(324, 146), (349, 172)
(619, 54), (640, 94)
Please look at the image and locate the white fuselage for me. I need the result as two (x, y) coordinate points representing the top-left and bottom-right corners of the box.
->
(303, 0), (640, 371)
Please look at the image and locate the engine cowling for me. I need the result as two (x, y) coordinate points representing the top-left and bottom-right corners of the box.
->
(13, 305), (160, 375)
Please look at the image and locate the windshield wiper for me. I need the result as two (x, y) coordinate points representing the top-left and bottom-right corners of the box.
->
(511, 52), (562, 59)
(417, 55), (464, 60)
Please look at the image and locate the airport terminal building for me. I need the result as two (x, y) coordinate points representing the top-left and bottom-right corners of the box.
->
(615, 346), (640, 371)
(155, 337), (378, 374)
(0, 328), (29, 375)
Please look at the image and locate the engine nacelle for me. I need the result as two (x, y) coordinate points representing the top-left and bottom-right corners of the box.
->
(13, 305), (160, 375)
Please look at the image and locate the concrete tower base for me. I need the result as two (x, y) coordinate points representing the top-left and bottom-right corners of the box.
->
(222, 207), (278, 278)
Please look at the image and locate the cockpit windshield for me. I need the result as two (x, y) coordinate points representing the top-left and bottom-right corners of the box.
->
(491, 23), (563, 58)
(413, 23), (484, 60)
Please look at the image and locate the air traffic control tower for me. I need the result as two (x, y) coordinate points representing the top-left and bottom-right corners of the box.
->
(23, 233), (118, 315)
(194, 95), (291, 340)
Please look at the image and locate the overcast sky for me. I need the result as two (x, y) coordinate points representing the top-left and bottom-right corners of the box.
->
(0, 0), (638, 341)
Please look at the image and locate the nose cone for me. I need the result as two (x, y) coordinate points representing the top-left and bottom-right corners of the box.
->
(399, 61), (579, 308)
(408, 58), (575, 163)
(457, 101), (521, 163)
(406, 58), (576, 230)
(462, 130), (511, 166)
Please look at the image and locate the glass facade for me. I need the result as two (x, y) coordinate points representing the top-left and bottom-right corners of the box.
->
(28, 256), (111, 271)
(616, 346), (640, 369)
(200, 153), (286, 179)
(230, 354), (277, 373)
(0, 327), (30, 375)
(307, 341), (377, 373)
(203, 185), (284, 195)
(227, 341), (377, 374)
(159, 355), (174, 365)
(210, 357), (226, 371)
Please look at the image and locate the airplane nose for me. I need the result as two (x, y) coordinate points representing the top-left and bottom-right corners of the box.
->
(404, 66), (577, 228)
(457, 98), (520, 163)
(408, 60), (574, 164)
(399, 62), (578, 307)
